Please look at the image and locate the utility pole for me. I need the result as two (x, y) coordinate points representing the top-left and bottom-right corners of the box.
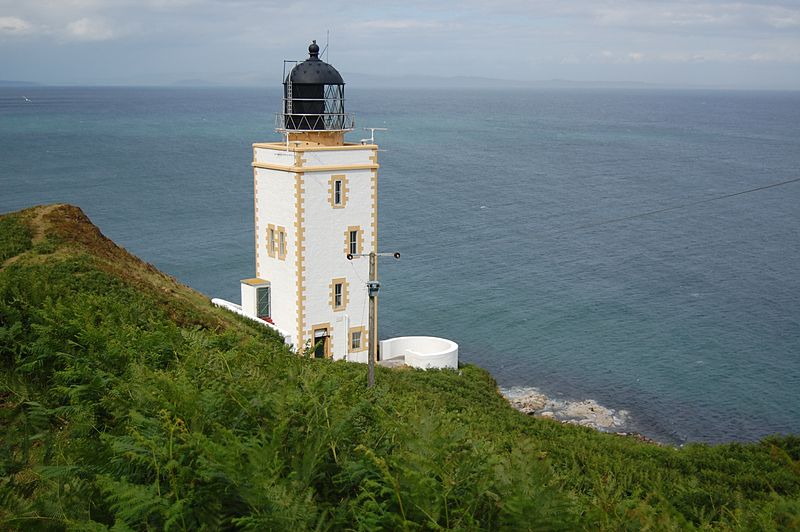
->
(348, 250), (400, 388)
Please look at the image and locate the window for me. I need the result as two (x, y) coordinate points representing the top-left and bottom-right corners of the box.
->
(344, 226), (363, 257)
(334, 180), (342, 205)
(329, 174), (348, 208)
(349, 231), (358, 255)
(268, 226), (276, 257)
(334, 282), (343, 308)
(330, 278), (348, 310)
(267, 224), (287, 260)
(349, 326), (367, 352)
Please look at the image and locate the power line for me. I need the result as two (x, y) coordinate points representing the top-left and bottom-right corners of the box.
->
(554, 176), (800, 235)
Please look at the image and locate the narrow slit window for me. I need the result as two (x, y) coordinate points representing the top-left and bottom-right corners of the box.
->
(279, 230), (286, 257)
(334, 180), (342, 205)
(329, 175), (348, 208)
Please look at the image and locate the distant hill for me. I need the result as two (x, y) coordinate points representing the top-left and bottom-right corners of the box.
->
(0, 80), (40, 87)
(343, 72), (665, 90)
(1, 204), (798, 529)
(171, 78), (224, 87)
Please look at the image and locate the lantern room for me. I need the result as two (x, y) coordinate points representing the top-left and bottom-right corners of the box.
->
(278, 40), (355, 141)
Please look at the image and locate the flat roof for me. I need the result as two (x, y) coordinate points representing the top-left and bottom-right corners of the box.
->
(240, 278), (270, 286)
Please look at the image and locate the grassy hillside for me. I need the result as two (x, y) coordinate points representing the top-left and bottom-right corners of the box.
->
(1, 204), (798, 530)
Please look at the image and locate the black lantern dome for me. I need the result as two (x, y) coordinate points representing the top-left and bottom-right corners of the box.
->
(278, 41), (354, 132)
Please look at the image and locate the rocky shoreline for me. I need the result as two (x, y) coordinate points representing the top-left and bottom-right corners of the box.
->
(500, 386), (661, 444)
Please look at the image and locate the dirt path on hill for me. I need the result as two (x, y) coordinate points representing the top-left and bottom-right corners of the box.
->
(1, 204), (60, 270)
(28, 204), (60, 244)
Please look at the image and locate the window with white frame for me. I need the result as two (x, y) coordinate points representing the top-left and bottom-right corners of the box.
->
(344, 226), (363, 257)
(349, 230), (357, 254)
(330, 278), (348, 310)
(334, 282), (343, 308)
(349, 326), (366, 352)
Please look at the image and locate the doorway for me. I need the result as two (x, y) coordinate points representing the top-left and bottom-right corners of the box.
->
(312, 326), (330, 359)
(256, 285), (270, 320)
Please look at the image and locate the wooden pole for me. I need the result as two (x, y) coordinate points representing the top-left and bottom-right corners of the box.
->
(367, 252), (377, 388)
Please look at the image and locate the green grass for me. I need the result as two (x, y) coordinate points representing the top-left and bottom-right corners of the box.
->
(0, 214), (33, 264)
(1, 204), (799, 530)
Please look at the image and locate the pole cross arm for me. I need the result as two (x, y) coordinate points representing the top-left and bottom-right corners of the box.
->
(347, 251), (400, 260)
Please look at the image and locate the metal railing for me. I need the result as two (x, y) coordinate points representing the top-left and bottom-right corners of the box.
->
(275, 112), (355, 132)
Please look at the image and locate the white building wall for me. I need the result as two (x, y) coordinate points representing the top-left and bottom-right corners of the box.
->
(250, 143), (377, 359)
(302, 163), (374, 360)
(301, 148), (376, 167)
(253, 144), (377, 168)
(332, 314), (349, 360)
(253, 146), (297, 166)
(254, 167), (298, 342)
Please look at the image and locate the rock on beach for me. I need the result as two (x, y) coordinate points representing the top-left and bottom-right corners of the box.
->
(501, 387), (630, 432)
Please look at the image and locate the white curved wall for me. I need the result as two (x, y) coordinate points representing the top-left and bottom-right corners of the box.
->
(380, 336), (458, 370)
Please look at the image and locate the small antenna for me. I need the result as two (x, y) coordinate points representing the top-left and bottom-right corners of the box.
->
(361, 127), (388, 145)
(321, 30), (330, 62)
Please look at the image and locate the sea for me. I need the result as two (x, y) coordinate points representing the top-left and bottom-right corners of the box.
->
(1, 86), (799, 445)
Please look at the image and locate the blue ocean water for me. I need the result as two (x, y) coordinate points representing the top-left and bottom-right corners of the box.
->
(1, 86), (799, 444)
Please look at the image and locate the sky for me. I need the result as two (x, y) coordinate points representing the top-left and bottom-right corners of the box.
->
(1, 0), (799, 89)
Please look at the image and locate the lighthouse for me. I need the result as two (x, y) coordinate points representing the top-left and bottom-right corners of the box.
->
(243, 41), (376, 361)
(213, 41), (458, 370)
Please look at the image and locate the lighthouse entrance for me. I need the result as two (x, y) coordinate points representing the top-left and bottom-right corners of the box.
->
(313, 327), (330, 358)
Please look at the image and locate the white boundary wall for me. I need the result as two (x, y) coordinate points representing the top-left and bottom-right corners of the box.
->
(380, 336), (459, 369)
(211, 298), (293, 345)
(254, 166), (298, 338)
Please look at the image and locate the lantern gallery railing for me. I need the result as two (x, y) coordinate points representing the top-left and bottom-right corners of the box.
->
(275, 112), (355, 132)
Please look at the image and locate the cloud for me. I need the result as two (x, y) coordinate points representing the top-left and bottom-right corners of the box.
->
(0, 0), (798, 87)
(350, 19), (452, 31)
(767, 9), (800, 29)
(589, 1), (800, 35)
(591, 50), (647, 64)
(657, 48), (800, 63)
(65, 17), (114, 41)
(0, 16), (32, 34)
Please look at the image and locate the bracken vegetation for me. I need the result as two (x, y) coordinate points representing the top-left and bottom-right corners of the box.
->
(1, 204), (799, 530)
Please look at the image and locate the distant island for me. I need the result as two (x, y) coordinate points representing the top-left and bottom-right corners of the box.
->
(343, 72), (665, 90)
(0, 80), (40, 87)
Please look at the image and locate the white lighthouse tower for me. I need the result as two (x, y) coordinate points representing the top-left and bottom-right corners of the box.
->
(243, 41), (375, 361)
(214, 41), (458, 371)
